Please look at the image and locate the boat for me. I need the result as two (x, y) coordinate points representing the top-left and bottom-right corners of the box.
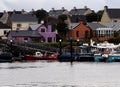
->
(24, 51), (58, 61)
(76, 45), (94, 62)
(93, 41), (120, 62)
(58, 45), (80, 62)
(58, 45), (94, 62)
(0, 51), (13, 62)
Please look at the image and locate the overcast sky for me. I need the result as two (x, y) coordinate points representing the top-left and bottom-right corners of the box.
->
(0, 0), (119, 12)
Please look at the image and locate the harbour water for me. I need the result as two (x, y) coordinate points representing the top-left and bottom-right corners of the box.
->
(0, 61), (120, 87)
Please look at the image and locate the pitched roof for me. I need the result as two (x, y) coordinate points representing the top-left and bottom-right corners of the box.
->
(87, 23), (107, 30)
(49, 9), (67, 18)
(0, 22), (11, 29)
(70, 15), (87, 23)
(10, 14), (38, 22)
(107, 9), (120, 18)
(25, 24), (42, 30)
(68, 23), (79, 29)
(70, 9), (88, 15)
(105, 22), (120, 31)
(10, 30), (42, 37)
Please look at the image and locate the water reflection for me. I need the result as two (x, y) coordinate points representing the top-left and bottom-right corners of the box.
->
(0, 61), (120, 87)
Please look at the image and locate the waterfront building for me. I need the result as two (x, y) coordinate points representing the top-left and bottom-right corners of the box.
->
(8, 24), (56, 43)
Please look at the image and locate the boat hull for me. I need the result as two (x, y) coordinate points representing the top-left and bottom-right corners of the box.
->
(0, 53), (13, 62)
(24, 55), (58, 61)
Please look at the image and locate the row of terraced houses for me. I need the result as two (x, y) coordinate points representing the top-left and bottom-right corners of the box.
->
(0, 6), (120, 42)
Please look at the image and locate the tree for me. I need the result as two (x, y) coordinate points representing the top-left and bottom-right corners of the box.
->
(96, 10), (104, 21)
(56, 22), (68, 40)
(86, 12), (97, 22)
(56, 14), (68, 40)
(58, 14), (67, 22)
(35, 9), (48, 23)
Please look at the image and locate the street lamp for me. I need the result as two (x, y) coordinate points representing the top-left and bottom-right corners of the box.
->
(59, 39), (62, 56)
(10, 40), (13, 53)
(70, 37), (73, 63)
(77, 39), (79, 46)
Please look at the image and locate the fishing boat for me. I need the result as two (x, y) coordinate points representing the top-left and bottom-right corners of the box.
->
(58, 45), (94, 62)
(58, 45), (80, 62)
(24, 51), (58, 61)
(77, 45), (94, 61)
(93, 41), (120, 62)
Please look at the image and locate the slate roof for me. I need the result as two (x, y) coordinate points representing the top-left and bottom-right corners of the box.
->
(10, 14), (38, 22)
(70, 9), (88, 15)
(70, 15), (87, 23)
(25, 24), (42, 30)
(49, 9), (67, 18)
(107, 9), (120, 18)
(105, 22), (120, 31)
(0, 22), (11, 29)
(68, 22), (106, 30)
(10, 30), (42, 37)
(68, 23), (79, 29)
(87, 23), (107, 30)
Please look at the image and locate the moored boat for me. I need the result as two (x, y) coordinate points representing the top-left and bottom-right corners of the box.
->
(0, 52), (13, 62)
(58, 46), (80, 62)
(76, 45), (94, 62)
(93, 41), (120, 62)
(24, 51), (58, 61)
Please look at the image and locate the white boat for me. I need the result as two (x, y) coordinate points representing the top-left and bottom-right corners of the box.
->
(92, 41), (120, 62)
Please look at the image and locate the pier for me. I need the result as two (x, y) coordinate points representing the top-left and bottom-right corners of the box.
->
(0, 39), (59, 57)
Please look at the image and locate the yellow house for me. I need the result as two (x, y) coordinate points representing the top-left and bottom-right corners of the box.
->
(0, 10), (38, 30)
(101, 6), (120, 24)
(10, 14), (38, 30)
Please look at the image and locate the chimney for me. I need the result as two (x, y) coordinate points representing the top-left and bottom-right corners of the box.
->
(62, 7), (65, 11)
(13, 9), (16, 14)
(31, 8), (35, 12)
(84, 6), (88, 10)
(104, 6), (108, 11)
(73, 6), (77, 10)
(21, 9), (25, 14)
(3, 10), (7, 13)
(52, 8), (55, 11)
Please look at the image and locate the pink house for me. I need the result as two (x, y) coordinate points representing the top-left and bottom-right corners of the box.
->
(8, 24), (56, 43)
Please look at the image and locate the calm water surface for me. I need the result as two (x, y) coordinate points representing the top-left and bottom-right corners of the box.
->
(0, 61), (120, 87)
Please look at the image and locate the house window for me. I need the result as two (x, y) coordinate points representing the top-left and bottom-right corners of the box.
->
(114, 20), (117, 22)
(76, 31), (79, 37)
(4, 30), (7, 35)
(17, 24), (21, 28)
(41, 28), (46, 32)
(17, 24), (21, 30)
(85, 30), (89, 39)
(48, 37), (52, 42)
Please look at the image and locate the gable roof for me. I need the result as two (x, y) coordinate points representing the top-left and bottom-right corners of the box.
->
(10, 14), (38, 22)
(107, 9), (120, 18)
(68, 23), (79, 29)
(87, 23), (107, 30)
(10, 30), (41, 37)
(49, 9), (68, 18)
(0, 22), (11, 29)
(25, 24), (42, 30)
(70, 9), (88, 15)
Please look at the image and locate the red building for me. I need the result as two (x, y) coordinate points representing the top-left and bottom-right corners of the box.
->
(67, 21), (93, 41)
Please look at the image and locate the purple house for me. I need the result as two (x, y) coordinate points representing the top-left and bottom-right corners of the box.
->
(8, 24), (56, 43)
